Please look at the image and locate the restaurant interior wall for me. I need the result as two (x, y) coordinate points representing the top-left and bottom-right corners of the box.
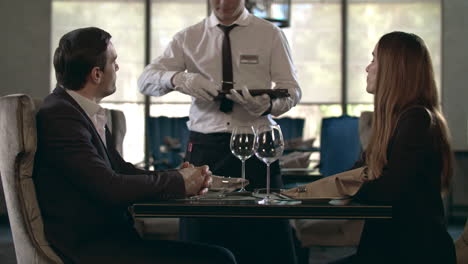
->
(442, 0), (468, 218)
(0, 0), (51, 98)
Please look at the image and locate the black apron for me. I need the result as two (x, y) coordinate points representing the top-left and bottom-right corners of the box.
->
(180, 131), (297, 264)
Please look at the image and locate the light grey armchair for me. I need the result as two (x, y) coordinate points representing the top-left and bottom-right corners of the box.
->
(105, 107), (127, 156)
(0, 94), (63, 264)
(0, 173), (6, 216)
(291, 112), (374, 249)
(105, 107), (179, 241)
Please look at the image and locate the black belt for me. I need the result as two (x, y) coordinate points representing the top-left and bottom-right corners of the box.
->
(188, 131), (231, 145)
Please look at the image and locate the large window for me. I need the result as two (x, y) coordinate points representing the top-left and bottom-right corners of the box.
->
(280, 0), (342, 140)
(346, 0), (441, 119)
(51, 0), (441, 163)
(283, 0), (342, 104)
(51, 0), (206, 163)
(347, 0), (441, 104)
(149, 0), (207, 105)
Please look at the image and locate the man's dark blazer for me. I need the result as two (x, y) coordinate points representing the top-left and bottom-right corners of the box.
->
(33, 87), (186, 262)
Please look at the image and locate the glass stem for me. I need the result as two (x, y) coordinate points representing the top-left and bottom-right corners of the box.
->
(241, 159), (246, 189)
(266, 163), (270, 198)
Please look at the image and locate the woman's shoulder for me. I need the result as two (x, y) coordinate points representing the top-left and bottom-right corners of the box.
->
(398, 106), (433, 129)
(392, 106), (437, 143)
(386, 106), (437, 151)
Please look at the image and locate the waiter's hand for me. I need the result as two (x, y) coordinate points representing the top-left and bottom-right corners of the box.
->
(172, 72), (219, 101)
(179, 165), (212, 196)
(226, 86), (271, 117)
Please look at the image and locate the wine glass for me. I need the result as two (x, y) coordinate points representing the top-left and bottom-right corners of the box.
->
(230, 125), (255, 193)
(254, 124), (284, 205)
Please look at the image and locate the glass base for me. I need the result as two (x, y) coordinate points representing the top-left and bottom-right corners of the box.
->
(232, 189), (252, 196)
(257, 196), (281, 205)
(237, 187), (247, 192)
(217, 191), (226, 198)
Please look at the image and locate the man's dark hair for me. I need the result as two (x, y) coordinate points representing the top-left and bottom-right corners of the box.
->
(53, 27), (112, 91)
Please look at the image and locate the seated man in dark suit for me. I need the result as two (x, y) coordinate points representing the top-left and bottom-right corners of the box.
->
(33, 27), (236, 264)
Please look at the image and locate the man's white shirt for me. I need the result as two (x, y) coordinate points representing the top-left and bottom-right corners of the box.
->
(138, 8), (301, 133)
(66, 89), (107, 146)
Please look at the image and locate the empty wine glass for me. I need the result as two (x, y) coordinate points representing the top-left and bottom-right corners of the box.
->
(230, 125), (255, 193)
(254, 124), (284, 205)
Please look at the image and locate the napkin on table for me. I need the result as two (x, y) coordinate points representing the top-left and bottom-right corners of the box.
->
(281, 167), (366, 200)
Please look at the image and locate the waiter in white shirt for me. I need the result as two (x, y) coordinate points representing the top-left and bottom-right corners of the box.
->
(138, 0), (301, 263)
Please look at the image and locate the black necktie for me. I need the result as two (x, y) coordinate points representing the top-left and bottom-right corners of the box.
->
(218, 24), (238, 113)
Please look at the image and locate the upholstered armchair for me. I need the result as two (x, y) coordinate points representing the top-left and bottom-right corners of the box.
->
(105, 108), (127, 156)
(0, 174), (7, 216)
(0, 94), (63, 264)
(109, 110), (179, 241)
(291, 112), (374, 250)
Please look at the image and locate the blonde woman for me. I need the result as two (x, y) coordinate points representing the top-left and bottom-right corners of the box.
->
(337, 32), (456, 263)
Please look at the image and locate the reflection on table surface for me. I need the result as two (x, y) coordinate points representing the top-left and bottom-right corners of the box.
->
(131, 191), (392, 220)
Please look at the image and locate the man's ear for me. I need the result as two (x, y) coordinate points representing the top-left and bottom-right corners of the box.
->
(89, 66), (102, 84)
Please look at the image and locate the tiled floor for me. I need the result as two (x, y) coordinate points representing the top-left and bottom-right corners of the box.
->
(0, 217), (465, 264)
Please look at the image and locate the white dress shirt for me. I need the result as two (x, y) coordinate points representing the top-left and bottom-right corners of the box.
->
(138, 8), (301, 134)
(66, 89), (107, 146)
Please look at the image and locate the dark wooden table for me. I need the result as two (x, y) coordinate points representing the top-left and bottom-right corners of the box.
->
(131, 197), (391, 219)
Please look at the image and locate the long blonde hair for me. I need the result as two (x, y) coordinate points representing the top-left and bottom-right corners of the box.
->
(365, 32), (453, 192)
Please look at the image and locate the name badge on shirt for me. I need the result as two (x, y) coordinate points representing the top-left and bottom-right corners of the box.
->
(240, 54), (259, 64)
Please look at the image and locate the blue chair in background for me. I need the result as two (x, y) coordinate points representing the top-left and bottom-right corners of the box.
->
(319, 115), (361, 177)
(291, 115), (365, 257)
(147, 116), (189, 169)
(273, 117), (305, 142)
(146, 116), (308, 169)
